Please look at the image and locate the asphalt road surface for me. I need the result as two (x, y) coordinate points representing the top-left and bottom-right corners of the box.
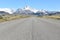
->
(0, 17), (60, 40)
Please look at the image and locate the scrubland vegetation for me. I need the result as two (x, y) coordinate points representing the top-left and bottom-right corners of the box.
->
(39, 14), (60, 20)
(0, 15), (29, 22)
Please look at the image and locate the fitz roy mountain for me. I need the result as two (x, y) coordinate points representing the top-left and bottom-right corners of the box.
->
(13, 6), (60, 16)
(14, 6), (49, 16)
(0, 6), (60, 16)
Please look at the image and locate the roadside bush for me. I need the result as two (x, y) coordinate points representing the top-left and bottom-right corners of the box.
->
(0, 15), (3, 19)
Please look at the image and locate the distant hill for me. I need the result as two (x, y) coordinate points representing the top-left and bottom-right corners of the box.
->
(0, 11), (10, 15)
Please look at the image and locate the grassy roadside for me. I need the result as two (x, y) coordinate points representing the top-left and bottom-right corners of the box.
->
(37, 15), (60, 20)
(0, 15), (30, 23)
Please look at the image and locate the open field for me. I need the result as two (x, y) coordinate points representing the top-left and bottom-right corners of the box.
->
(38, 14), (60, 20)
(0, 15), (30, 22)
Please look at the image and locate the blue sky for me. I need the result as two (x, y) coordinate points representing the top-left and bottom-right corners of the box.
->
(0, 0), (60, 11)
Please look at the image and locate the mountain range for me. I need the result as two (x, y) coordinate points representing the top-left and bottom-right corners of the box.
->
(0, 6), (60, 16)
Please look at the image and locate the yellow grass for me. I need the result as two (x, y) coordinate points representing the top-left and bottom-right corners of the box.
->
(0, 15), (30, 22)
(43, 16), (60, 20)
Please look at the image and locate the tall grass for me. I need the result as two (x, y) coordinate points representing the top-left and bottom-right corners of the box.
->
(0, 15), (30, 22)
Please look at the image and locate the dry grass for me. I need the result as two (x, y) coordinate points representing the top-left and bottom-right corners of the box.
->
(42, 15), (60, 20)
(0, 15), (30, 22)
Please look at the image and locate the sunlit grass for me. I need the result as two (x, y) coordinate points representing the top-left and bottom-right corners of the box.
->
(42, 15), (60, 20)
(0, 15), (30, 22)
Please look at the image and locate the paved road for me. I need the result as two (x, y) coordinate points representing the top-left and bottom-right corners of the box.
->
(0, 17), (60, 40)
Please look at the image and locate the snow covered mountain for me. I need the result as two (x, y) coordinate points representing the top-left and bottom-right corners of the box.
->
(0, 6), (60, 16)
(0, 8), (14, 14)
(14, 6), (34, 15)
(14, 6), (48, 15)
(23, 6), (38, 13)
